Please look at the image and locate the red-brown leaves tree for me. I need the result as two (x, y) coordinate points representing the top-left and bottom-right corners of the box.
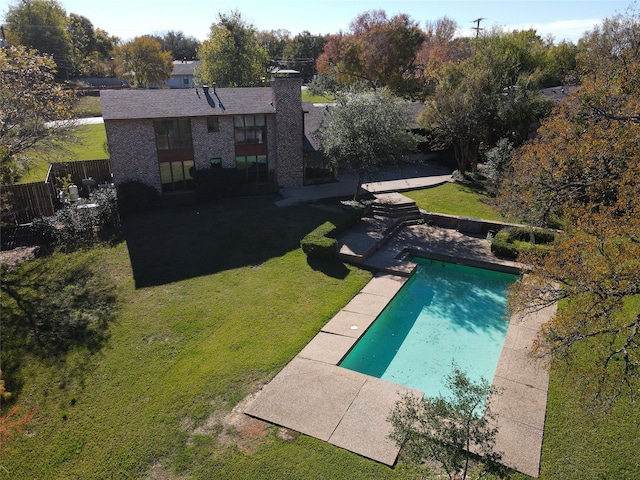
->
(498, 11), (640, 407)
(316, 10), (424, 96)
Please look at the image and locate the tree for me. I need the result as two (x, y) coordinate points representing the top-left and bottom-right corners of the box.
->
(257, 28), (290, 72)
(67, 12), (95, 76)
(282, 31), (326, 83)
(151, 30), (200, 60)
(316, 10), (425, 97)
(198, 10), (269, 87)
(415, 17), (472, 96)
(320, 90), (422, 200)
(497, 10), (640, 407)
(0, 45), (78, 184)
(113, 36), (173, 88)
(419, 29), (554, 173)
(4, 0), (72, 79)
(389, 366), (502, 480)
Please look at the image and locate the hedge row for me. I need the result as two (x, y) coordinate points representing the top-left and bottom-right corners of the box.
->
(490, 226), (556, 259)
(301, 206), (363, 259)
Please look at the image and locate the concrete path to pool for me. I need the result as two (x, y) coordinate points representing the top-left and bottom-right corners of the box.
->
(247, 207), (553, 477)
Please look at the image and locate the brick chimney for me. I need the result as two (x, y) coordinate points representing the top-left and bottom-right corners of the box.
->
(271, 74), (303, 187)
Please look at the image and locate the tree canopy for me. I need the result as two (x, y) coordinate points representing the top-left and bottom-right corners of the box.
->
(419, 28), (555, 173)
(317, 10), (425, 97)
(149, 30), (200, 60)
(4, 0), (71, 78)
(113, 36), (173, 88)
(320, 90), (422, 200)
(198, 10), (269, 87)
(389, 366), (501, 480)
(4, 0), (118, 78)
(0, 45), (78, 184)
(497, 10), (640, 406)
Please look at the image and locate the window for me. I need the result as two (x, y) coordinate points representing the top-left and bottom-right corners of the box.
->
(182, 77), (189, 85)
(154, 118), (193, 150)
(207, 116), (219, 132)
(236, 155), (268, 183)
(159, 160), (194, 192)
(234, 115), (266, 145)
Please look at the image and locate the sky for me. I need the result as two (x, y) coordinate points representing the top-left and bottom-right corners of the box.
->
(3, 0), (634, 44)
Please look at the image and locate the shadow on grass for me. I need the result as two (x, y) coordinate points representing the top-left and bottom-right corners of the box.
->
(306, 256), (351, 279)
(122, 195), (351, 288)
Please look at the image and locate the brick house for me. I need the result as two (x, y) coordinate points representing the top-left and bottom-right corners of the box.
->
(101, 75), (317, 194)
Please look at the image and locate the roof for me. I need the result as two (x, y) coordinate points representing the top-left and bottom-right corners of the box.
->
(100, 87), (276, 120)
(303, 101), (329, 153)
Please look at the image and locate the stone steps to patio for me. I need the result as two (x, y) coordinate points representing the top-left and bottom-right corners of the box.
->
(337, 192), (422, 275)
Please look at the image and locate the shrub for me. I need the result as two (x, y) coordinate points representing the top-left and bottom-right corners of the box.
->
(191, 168), (246, 200)
(301, 207), (361, 259)
(116, 180), (159, 214)
(490, 227), (556, 259)
(30, 189), (120, 250)
(506, 226), (556, 244)
(490, 230), (519, 259)
(301, 221), (340, 259)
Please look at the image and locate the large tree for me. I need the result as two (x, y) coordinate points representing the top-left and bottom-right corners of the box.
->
(320, 90), (422, 200)
(497, 11), (640, 406)
(150, 30), (200, 60)
(113, 36), (173, 88)
(4, 0), (71, 79)
(198, 10), (269, 87)
(282, 31), (326, 83)
(0, 45), (78, 184)
(316, 10), (425, 97)
(420, 28), (554, 173)
(415, 17), (471, 96)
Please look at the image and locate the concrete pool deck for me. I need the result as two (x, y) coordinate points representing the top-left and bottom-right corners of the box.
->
(245, 225), (553, 477)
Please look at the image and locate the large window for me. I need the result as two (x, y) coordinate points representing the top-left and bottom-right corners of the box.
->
(236, 155), (268, 183)
(160, 160), (194, 192)
(154, 118), (193, 150)
(234, 115), (266, 145)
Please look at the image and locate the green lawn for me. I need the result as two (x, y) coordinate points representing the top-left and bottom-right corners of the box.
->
(1, 187), (638, 478)
(404, 182), (506, 222)
(301, 89), (336, 103)
(19, 123), (108, 184)
(77, 95), (103, 117)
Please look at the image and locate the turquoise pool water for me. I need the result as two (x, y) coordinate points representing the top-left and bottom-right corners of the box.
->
(339, 258), (518, 397)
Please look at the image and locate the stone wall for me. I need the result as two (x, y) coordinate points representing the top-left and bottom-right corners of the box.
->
(105, 119), (161, 191)
(271, 77), (304, 187)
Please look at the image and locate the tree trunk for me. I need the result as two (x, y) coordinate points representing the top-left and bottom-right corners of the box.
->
(353, 172), (364, 201)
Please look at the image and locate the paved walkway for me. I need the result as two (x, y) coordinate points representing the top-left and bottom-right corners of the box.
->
(245, 217), (552, 476)
(275, 161), (452, 207)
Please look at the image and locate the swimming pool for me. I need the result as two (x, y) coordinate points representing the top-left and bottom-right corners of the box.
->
(339, 258), (519, 397)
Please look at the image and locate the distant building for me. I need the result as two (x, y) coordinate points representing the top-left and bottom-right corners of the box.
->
(165, 60), (201, 89)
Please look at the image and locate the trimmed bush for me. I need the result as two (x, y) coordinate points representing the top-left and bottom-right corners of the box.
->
(301, 221), (339, 259)
(491, 227), (557, 259)
(116, 181), (159, 214)
(506, 226), (556, 244)
(301, 207), (362, 259)
(490, 229), (519, 259)
(191, 168), (246, 200)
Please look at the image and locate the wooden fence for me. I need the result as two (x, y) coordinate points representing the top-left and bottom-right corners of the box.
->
(46, 158), (112, 188)
(2, 159), (112, 227)
(1, 181), (56, 226)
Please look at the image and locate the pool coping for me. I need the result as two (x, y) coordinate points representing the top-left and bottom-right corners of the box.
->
(245, 234), (552, 477)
